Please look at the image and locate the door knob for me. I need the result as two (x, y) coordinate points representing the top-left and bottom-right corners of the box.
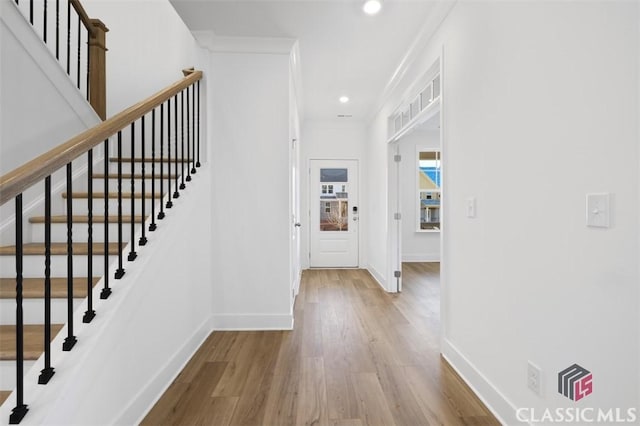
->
(295, 222), (302, 227)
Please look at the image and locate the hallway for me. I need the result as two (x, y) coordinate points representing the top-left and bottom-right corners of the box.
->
(142, 265), (498, 425)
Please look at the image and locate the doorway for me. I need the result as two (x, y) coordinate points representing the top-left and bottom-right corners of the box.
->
(309, 159), (359, 267)
(389, 122), (441, 292)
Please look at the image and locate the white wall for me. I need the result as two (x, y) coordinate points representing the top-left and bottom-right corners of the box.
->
(82, 0), (205, 118)
(300, 120), (367, 269)
(397, 128), (440, 262)
(0, 0), (100, 244)
(367, 1), (639, 423)
(208, 50), (293, 330)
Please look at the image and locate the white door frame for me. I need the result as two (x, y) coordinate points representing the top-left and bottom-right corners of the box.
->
(385, 50), (447, 348)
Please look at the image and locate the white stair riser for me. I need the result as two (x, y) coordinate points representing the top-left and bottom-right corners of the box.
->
(30, 223), (144, 243)
(0, 360), (36, 391)
(87, 177), (172, 192)
(0, 254), (118, 278)
(109, 162), (192, 175)
(66, 198), (158, 215)
(0, 298), (83, 325)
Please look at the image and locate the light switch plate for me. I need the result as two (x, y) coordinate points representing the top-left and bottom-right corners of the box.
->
(466, 197), (476, 218)
(586, 193), (610, 228)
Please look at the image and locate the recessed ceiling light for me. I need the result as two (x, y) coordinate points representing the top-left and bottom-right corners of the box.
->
(363, 0), (382, 15)
(339, 96), (350, 103)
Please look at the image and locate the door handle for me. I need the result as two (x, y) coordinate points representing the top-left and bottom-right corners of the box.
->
(295, 222), (302, 227)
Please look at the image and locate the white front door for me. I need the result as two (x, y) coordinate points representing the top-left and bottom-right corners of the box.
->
(309, 159), (359, 267)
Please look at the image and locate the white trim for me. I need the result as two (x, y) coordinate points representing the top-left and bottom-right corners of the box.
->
(192, 30), (296, 54)
(211, 314), (294, 331)
(402, 253), (440, 263)
(366, 263), (388, 292)
(442, 339), (525, 426)
(367, 0), (456, 121)
(125, 318), (212, 426)
(387, 97), (441, 144)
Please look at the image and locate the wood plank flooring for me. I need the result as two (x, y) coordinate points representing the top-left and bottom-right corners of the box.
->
(142, 263), (499, 426)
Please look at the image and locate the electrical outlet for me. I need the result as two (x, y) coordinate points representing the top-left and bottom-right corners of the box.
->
(527, 362), (541, 395)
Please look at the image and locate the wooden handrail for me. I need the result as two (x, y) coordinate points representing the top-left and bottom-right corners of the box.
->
(70, 0), (96, 37)
(0, 70), (202, 206)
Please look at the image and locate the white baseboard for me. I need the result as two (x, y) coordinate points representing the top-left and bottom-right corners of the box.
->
(441, 338), (524, 426)
(124, 317), (213, 425)
(402, 253), (440, 262)
(211, 313), (294, 330)
(366, 264), (388, 292)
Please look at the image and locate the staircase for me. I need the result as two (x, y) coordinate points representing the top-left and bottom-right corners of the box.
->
(0, 162), (172, 398)
(1, 1), (204, 422)
(0, 72), (202, 423)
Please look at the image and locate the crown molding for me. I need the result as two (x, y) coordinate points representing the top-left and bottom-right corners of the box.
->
(365, 0), (457, 122)
(192, 30), (296, 55)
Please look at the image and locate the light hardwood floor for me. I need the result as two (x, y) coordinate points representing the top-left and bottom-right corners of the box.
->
(142, 263), (499, 426)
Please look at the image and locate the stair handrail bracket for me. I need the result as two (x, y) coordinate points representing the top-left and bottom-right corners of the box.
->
(0, 70), (202, 206)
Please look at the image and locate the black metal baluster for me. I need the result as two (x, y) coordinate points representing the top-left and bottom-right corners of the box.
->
(83, 150), (95, 323)
(101, 139), (112, 298)
(55, 0), (59, 60)
(166, 98), (173, 209)
(185, 88), (191, 182)
(191, 84), (196, 175)
(139, 116), (147, 245)
(114, 131), (125, 279)
(128, 122), (137, 261)
(9, 194), (28, 424)
(86, 27), (90, 102)
(29, 0), (33, 24)
(180, 90), (186, 189)
(62, 163), (77, 351)
(173, 94), (179, 198)
(43, 0), (47, 43)
(197, 80), (201, 167)
(38, 177), (55, 384)
(66, 0), (70, 75)
(149, 109), (157, 230)
(76, 15), (80, 90)
(158, 103), (166, 217)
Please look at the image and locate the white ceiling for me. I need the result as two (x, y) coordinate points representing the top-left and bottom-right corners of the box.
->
(170, 0), (441, 121)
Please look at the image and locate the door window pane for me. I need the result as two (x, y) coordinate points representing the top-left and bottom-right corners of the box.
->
(321, 168), (348, 182)
(320, 200), (348, 231)
(319, 168), (349, 231)
(418, 151), (441, 231)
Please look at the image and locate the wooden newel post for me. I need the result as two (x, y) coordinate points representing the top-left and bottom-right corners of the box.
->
(88, 19), (108, 120)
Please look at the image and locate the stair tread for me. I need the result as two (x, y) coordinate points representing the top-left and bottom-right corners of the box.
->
(0, 277), (99, 299)
(110, 157), (192, 163)
(0, 242), (123, 256)
(0, 324), (64, 360)
(29, 215), (144, 224)
(62, 192), (163, 199)
(0, 391), (10, 406)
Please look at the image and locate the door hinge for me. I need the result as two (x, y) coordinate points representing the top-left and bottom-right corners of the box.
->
(394, 154), (402, 162)
(394, 212), (402, 220)
(394, 270), (402, 278)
